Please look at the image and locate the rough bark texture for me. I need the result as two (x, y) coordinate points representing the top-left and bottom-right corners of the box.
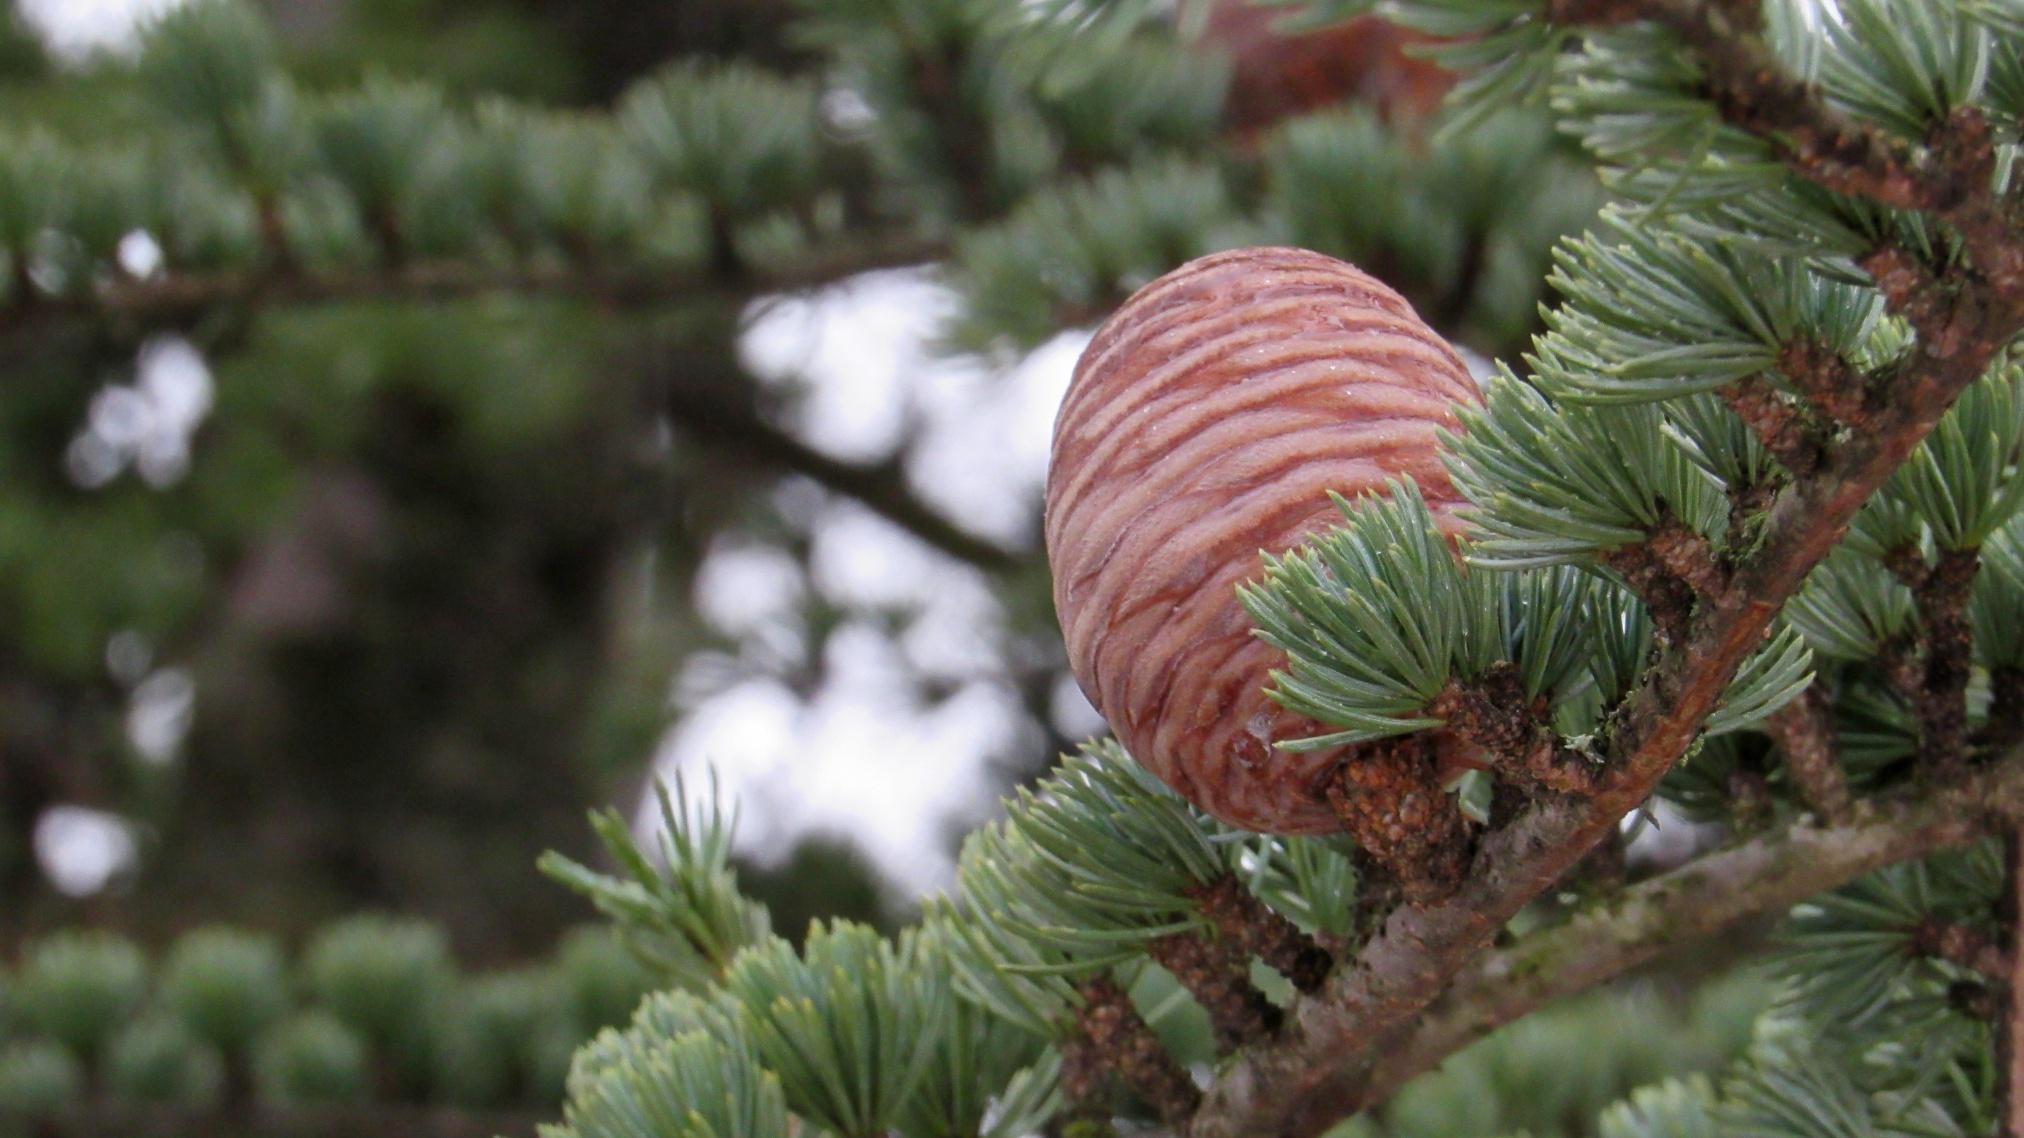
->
(1147, 930), (1282, 1051)
(1074, 976), (1202, 1126)
(1190, 874), (1334, 994)
(1765, 686), (1852, 822)
(1370, 760), (2024, 1105)
(1324, 736), (1475, 902)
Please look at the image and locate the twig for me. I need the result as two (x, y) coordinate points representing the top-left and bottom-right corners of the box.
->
(1600, 543), (1698, 637)
(1323, 737), (1474, 904)
(0, 231), (948, 339)
(659, 382), (1027, 573)
(1721, 374), (1826, 475)
(1887, 546), (1981, 779)
(1363, 757), (2024, 1107)
(1550, 2), (2009, 262)
(1765, 686), (1852, 822)
(1192, 17), (2024, 1126)
(1188, 875), (1333, 995)
(1430, 665), (1603, 796)
(0, 1102), (545, 1138)
(1147, 930), (1282, 1052)
(1074, 975), (1202, 1126)
(1776, 338), (1873, 427)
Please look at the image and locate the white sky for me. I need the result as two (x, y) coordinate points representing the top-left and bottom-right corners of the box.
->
(676, 273), (1090, 896)
(18, 0), (185, 56)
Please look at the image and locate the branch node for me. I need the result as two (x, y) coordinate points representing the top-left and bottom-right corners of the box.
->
(1325, 738), (1473, 905)
(1774, 337), (1870, 427)
(1147, 931), (1282, 1052)
(1430, 667), (1602, 797)
(1889, 546), (1979, 780)
(1765, 685), (1852, 822)
(1721, 374), (1827, 476)
(1910, 916), (2010, 983)
(1189, 875), (1333, 994)
(1074, 975), (1202, 1126)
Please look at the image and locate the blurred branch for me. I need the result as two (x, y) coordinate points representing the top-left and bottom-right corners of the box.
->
(0, 231), (948, 339)
(1, 1103), (544, 1138)
(660, 380), (1029, 573)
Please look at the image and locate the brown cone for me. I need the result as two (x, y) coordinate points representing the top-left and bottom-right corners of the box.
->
(1045, 246), (1479, 835)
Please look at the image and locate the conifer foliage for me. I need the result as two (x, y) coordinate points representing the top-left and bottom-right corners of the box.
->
(540, 0), (2024, 1133)
(13, 0), (2024, 1135)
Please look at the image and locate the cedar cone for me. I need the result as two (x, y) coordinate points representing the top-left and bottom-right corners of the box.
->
(1044, 246), (1480, 835)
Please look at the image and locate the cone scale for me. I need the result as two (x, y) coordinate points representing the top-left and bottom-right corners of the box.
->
(1045, 246), (1480, 836)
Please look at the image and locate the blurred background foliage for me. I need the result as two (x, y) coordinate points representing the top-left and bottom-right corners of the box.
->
(0, 0), (1598, 954)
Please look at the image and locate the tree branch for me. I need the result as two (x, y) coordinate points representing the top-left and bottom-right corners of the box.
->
(1191, 8), (2024, 1132)
(1888, 545), (1981, 778)
(659, 382), (1028, 573)
(1, 1102), (544, 1138)
(1189, 874), (1333, 995)
(1912, 916), (2010, 983)
(1074, 975), (1202, 1126)
(1195, 322), (2011, 1134)
(1551, 1), (2024, 302)
(1146, 929), (1282, 1052)
(0, 231), (948, 338)
(1765, 685), (1852, 822)
(1366, 757), (2024, 1105)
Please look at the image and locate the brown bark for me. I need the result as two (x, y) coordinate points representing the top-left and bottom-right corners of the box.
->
(1888, 546), (1981, 779)
(1074, 976), (1201, 1127)
(1369, 759), (2024, 1106)
(1765, 686), (1852, 822)
(1911, 917), (2010, 984)
(1188, 874), (1333, 995)
(1146, 930), (1282, 1052)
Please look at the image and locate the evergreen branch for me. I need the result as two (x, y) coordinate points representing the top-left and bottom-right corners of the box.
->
(1720, 375), (1823, 478)
(1549, 1), (2024, 300)
(0, 230), (946, 339)
(1427, 667), (1602, 796)
(1072, 975), (1200, 1126)
(1144, 931), (1280, 1052)
(1775, 336), (1872, 427)
(1887, 546), (1981, 777)
(1186, 875), (1333, 995)
(1193, 180), (2024, 1138)
(0, 1102), (543, 1138)
(1364, 755), (2024, 1112)
(1764, 685), (1852, 822)
(657, 380), (1027, 573)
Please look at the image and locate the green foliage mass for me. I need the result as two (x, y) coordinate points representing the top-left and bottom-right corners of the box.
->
(0, 918), (656, 1118)
(6, 0), (2024, 1136)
